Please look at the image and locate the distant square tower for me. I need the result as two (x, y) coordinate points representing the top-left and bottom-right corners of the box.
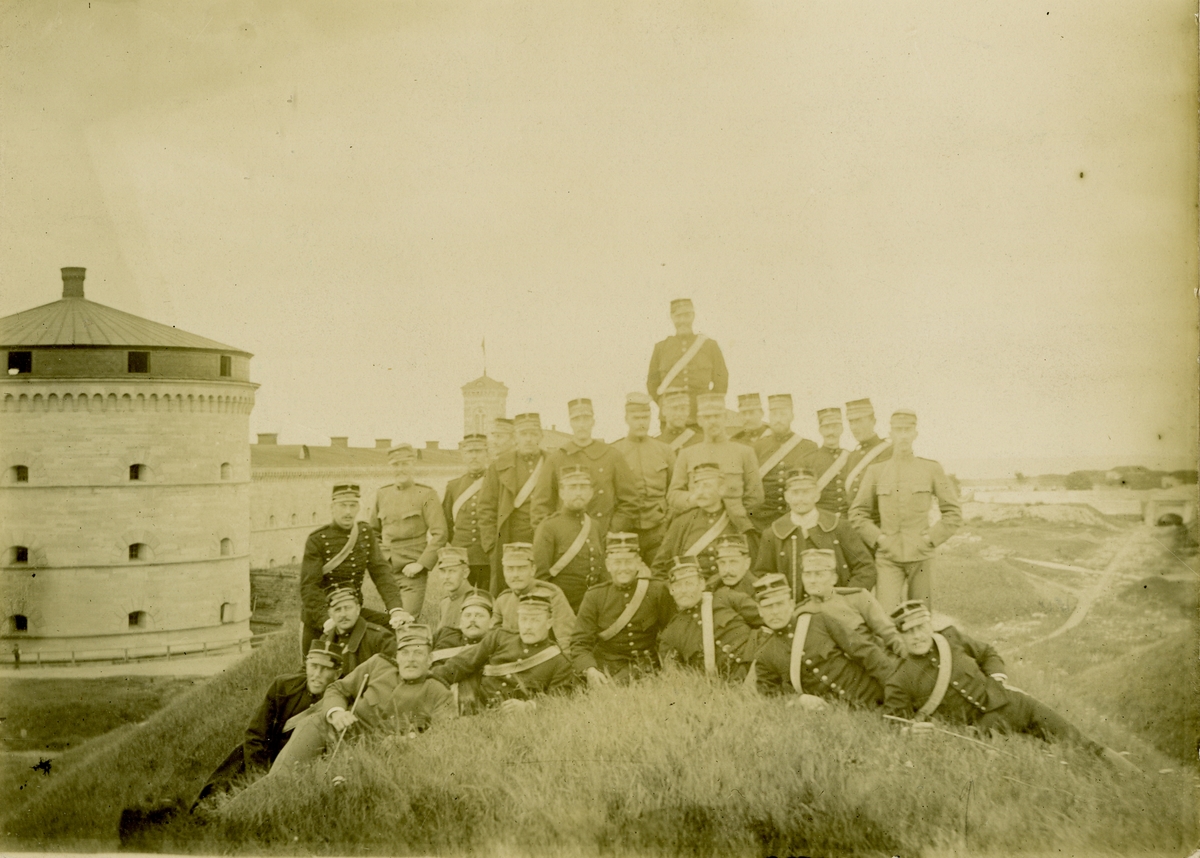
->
(461, 373), (508, 437)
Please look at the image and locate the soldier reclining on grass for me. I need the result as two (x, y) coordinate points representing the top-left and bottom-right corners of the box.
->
(657, 555), (763, 681)
(431, 588), (494, 715)
(796, 548), (905, 657)
(750, 573), (897, 709)
(884, 601), (1140, 771)
(430, 588), (576, 712)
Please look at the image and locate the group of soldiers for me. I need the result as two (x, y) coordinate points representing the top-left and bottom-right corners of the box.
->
(197, 299), (1138, 808)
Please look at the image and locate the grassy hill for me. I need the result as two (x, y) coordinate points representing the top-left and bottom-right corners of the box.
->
(3, 516), (1197, 855)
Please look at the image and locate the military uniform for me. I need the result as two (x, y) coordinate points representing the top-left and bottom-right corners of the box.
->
(883, 625), (1100, 751)
(612, 433), (676, 565)
(570, 575), (676, 681)
(752, 606), (896, 705)
(750, 430), (818, 529)
(299, 521), (402, 653)
(800, 445), (851, 515)
(533, 510), (609, 611)
(668, 440), (764, 522)
(493, 581), (577, 647)
(646, 333), (729, 421)
(273, 650), (456, 770)
(842, 435), (894, 520)
(321, 615), (396, 676)
(371, 480), (448, 616)
(530, 439), (639, 536)
(656, 423), (702, 452)
(443, 471), (489, 589)
(847, 446), (962, 611)
(478, 448), (545, 594)
(732, 424), (770, 445)
(430, 626), (485, 714)
(754, 510), (876, 599)
(802, 587), (904, 655)
(431, 626), (576, 706)
(731, 393), (769, 446)
(652, 503), (757, 580)
(657, 588), (763, 681)
(432, 581), (473, 633)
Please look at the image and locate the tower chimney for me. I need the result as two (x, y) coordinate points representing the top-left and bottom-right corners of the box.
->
(61, 267), (86, 298)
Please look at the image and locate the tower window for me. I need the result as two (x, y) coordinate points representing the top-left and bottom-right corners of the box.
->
(10, 615), (27, 633)
(12, 465), (28, 483)
(220, 462), (232, 480)
(127, 351), (150, 373)
(220, 538), (232, 556)
(129, 464), (144, 481)
(10, 546), (29, 564)
(220, 602), (235, 623)
(129, 543), (147, 560)
(219, 355), (232, 377)
(7, 351), (32, 375)
(128, 611), (146, 628)
(269, 515), (276, 527)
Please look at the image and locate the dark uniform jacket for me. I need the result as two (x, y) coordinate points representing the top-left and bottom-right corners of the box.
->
(371, 482), (447, 570)
(753, 510), (875, 599)
(652, 503), (757, 581)
(533, 510), (609, 612)
(611, 435), (676, 531)
(571, 577), (676, 677)
(732, 424), (770, 445)
(442, 472), (488, 567)
(842, 436), (893, 521)
(883, 626), (1009, 724)
(657, 589), (763, 680)
(478, 451), (544, 553)
(531, 440), (639, 535)
(848, 454), (962, 562)
(753, 607), (896, 705)
(646, 333), (729, 418)
(751, 430), (819, 529)
(322, 616), (396, 676)
(800, 445), (851, 515)
(299, 522), (403, 629)
(430, 627), (485, 714)
(431, 627), (576, 706)
(655, 424), (702, 452)
(244, 673), (320, 770)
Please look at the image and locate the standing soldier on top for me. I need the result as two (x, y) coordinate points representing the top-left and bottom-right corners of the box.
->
(646, 298), (728, 424)
(731, 393), (770, 445)
(848, 409), (962, 611)
(800, 407), (851, 515)
(300, 484), (410, 655)
(488, 417), (516, 461)
(477, 413), (546, 595)
(530, 398), (638, 537)
(668, 393), (764, 524)
(442, 434), (491, 590)
(842, 398), (893, 514)
(655, 388), (702, 452)
(370, 443), (448, 619)
(612, 392), (676, 565)
(749, 393), (818, 531)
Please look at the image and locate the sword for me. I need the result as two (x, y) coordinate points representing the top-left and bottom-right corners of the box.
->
(329, 671), (370, 765)
(883, 714), (1018, 758)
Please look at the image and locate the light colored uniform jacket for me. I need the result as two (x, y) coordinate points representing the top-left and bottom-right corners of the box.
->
(848, 454), (962, 562)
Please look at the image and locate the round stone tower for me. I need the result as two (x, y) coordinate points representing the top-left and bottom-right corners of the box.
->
(0, 268), (257, 662)
(461, 373), (508, 437)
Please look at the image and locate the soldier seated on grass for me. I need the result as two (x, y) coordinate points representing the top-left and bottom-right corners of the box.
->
(571, 533), (676, 687)
(320, 586), (397, 676)
(431, 589), (576, 712)
(493, 542), (576, 646)
(658, 555), (763, 682)
(884, 601), (1140, 771)
(192, 639), (343, 809)
(750, 573), (896, 709)
(431, 588), (494, 715)
(268, 624), (456, 771)
(796, 549), (905, 657)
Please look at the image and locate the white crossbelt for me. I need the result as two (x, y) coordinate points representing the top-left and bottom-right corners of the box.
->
(452, 477), (484, 520)
(656, 334), (710, 396)
(758, 434), (806, 477)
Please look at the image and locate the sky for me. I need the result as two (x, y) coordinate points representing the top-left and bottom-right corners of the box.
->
(1, 1), (1196, 478)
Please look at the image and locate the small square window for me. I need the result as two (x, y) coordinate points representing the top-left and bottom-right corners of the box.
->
(127, 351), (150, 373)
(12, 615), (28, 633)
(13, 466), (28, 483)
(14, 546), (28, 564)
(7, 351), (32, 375)
(129, 543), (142, 560)
(129, 464), (142, 481)
(219, 355), (232, 377)
(128, 611), (145, 628)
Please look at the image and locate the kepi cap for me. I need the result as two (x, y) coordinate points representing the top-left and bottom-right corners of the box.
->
(387, 443), (415, 458)
(437, 546), (470, 569)
(513, 412), (542, 430)
(715, 535), (750, 558)
(558, 464), (593, 486)
(502, 542), (534, 565)
(567, 398), (594, 418)
(670, 298), (694, 312)
(668, 555), (702, 583)
(688, 461), (721, 483)
(767, 394), (793, 408)
(624, 392), (652, 412)
(462, 588), (494, 614)
(326, 586), (361, 608)
(605, 532), (640, 556)
(396, 623), (433, 650)
(696, 393), (726, 416)
(890, 599), (931, 631)
(460, 434), (488, 451)
(890, 408), (917, 427)
(800, 548), (837, 572)
(737, 393), (763, 410)
(817, 407), (843, 427)
(517, 588), (554, 611)
(844, 398), (875, 420)
(307, 639), (344, 669)
(783, 467), (818, 489)
(753, 572), (792, 603)
(331, 484), (361, 501)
